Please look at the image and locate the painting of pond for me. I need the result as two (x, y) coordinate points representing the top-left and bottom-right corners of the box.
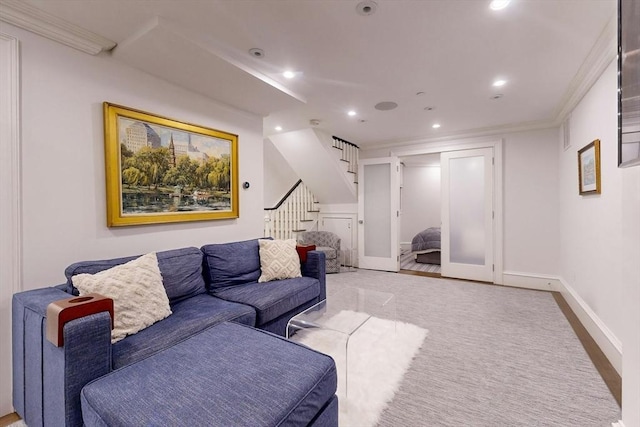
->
(104, 103), (238, 226)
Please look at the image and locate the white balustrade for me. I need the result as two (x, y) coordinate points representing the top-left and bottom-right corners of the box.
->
(264, 182), (319, 239)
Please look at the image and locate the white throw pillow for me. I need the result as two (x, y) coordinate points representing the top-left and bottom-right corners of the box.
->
(72, 252), (172, 343)
(258, 239), (302, 283)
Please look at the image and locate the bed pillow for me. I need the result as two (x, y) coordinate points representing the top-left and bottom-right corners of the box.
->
(258, 239), (302, 283)
(72, 252), (172, 343)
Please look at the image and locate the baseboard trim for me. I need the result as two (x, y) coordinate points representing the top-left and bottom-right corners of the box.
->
(502, 271), (559, 291)
(557, 277), (622, 375)
(612, 421), (625, 427)
(501, 271), (622, 376)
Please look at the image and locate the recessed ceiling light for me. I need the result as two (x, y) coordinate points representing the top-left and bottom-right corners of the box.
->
(275, 126), (283, 131)
(424, 106), (436, 111)
(432, 123), (441, 129)
(348, 110), (357, 116)
(490, 94), (504, 100)
(493, 79), (507, 87)
(489, 0), (511, 10)
(416, 91), (426, 96)
(283, 70), (296, 79)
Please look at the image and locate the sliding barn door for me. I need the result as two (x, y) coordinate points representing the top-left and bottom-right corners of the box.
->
(441, 148), (494, 282)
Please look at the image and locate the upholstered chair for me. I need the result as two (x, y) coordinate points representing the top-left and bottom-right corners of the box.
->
(297, 231), (341, 273)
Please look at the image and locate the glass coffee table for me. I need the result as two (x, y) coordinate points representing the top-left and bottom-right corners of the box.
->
(286, 287), (396, 400)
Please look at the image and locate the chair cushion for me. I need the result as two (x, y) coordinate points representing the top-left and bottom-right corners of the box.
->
(82, 322), (337, 427)
(201, 238), (265, 290)
(212, 277), (320, 325)
(316, 246), (338, 259)
(111, 294), (255, 369)
(64, 247), (206, 304)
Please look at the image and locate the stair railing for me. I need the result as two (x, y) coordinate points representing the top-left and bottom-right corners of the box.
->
(264, 180), (319, 240)
(332, 136), (359, 182)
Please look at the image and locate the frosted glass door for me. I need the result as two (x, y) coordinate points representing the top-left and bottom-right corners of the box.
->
(358, 157), (400, 272)
(441, 148), (494, 282)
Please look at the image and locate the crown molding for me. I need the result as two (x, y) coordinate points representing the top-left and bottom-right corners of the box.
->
(553, 14), (617, 122)
(0, 0), (116, 54)
(363, 118), (555, 151)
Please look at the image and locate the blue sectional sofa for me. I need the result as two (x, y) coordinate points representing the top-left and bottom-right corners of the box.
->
(12, 238), (335, 427)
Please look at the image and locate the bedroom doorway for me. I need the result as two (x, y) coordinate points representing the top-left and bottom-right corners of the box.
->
(393, 139), (503, 284)
(399, 154), (442, 276)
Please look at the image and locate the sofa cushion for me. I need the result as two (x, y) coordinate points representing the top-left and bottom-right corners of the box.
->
(82, 322), (337, 427)
(212, 277), (319, 326)
(201, 238), (264, 290)
(64, 247), (206, 304)
(258, 239), (301, 282)
(73, 252), (172, 343)
(111, 294), (255, 369)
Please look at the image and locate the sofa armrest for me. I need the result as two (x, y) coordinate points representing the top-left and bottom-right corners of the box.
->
(301, 250), (327, 301)
(13, 288), (112, 427)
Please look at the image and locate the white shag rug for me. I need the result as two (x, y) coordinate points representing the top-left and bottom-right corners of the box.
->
(291, 310), (428, 427)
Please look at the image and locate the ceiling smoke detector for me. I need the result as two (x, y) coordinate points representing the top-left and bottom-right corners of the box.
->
(356, 1), (377, 16)
(490, 94), (504, 100)
(249, 48), (265, 58)
(309, 119), (321, 126)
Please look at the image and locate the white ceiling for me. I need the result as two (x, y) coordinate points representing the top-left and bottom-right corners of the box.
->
(8, 0), (616, 148)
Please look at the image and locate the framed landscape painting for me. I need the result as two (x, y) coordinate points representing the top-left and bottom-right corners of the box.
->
(103, 102), (239, 227)
(578, 139), (601, 195)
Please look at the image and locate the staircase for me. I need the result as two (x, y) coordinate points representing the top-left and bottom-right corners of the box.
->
(264, 180), (320, 240)
(267, 129), (359, 205)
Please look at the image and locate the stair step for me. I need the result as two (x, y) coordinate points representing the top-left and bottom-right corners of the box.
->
(308, 210), (320, 213)
(347, 171), (356, 174)
(332, 146), (344, 151)
(300, 219), (314, 222)
(292, 229), (306, 232)
(340, 159), (348, 162)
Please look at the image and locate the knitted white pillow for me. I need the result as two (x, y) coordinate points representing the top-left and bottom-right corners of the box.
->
(258, 239), (302, 283)
(72, 252), (172, 343)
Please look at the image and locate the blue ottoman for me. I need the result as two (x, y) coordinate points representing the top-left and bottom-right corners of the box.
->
(80, 322), (338, 426)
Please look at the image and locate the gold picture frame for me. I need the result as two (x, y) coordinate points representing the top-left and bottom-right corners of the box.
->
(104, 102), (239, 226)
(578, 139), (601, 195)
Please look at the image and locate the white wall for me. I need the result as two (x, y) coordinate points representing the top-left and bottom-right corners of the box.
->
(558, 59), (640, 424)
(263, 137), (299, 208)
(401, 165), (441, 244)
(558, 60), (623, 350)
(8, 23), (265, 289)
(503, 128), (560, 275)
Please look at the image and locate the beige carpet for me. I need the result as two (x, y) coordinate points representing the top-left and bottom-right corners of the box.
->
(327, 269), (620, 426)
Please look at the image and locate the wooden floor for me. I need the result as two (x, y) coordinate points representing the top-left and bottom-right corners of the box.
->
(552, 292), (622, 407)
(0, 412), (20, 427)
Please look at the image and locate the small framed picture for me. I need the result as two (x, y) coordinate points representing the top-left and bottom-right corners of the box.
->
(578, 139), (601, 195)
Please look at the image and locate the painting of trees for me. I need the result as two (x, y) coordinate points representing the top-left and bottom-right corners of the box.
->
(105, 102), (238, 226)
